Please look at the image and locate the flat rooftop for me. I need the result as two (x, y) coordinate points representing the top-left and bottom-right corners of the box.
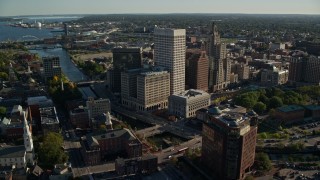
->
(39, 106), (59, 124)
(0, 145), (25, 158)
(277, 105), (304, 113)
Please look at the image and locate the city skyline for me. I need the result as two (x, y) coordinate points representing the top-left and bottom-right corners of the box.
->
(0, 0), (320, 16)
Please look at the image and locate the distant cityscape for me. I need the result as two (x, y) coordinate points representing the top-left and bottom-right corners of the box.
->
(0, 13), (319, 180)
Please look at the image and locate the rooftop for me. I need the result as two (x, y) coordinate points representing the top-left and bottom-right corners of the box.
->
(173, 89), (210, 99)
(305, 105), (320, 111)
(91, 128), (136, 141)
(277, 105), (304, 113)
(39, 106), (59, 124)
(0, 145), (25, 158)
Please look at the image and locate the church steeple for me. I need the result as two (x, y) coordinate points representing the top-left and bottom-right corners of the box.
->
(23, 111), (34, 164)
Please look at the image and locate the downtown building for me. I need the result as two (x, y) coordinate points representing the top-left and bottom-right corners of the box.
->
(208, 23), (231, 92)
(42, 56), (62, 80)
(260, 65), (289, 86)
(289, 55), (320, 85)
(110, 48), (143, 93)
(202, 111), (258, 180)
(186, 49), (209, 92)
(86, 97), (111, 120)
(154, 28), (186, 95)
(121, 68), (170, 111)
(168, 89), (210, 118)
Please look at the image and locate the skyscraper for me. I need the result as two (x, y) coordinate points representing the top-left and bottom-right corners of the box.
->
(110, 47), (142, 93)
(208, 23), (229, 92)
(202, 112), (257, 179)
(43, 56), (62, 80)
(154, 28), (186, 95)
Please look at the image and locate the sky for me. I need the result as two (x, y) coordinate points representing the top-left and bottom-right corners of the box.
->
(0, 0), (319, 16)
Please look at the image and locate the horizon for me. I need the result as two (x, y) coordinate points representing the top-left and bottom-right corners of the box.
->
(0, 0), (319, 16)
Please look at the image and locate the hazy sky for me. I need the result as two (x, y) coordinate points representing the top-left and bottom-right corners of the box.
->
(0, 0), (319, 16)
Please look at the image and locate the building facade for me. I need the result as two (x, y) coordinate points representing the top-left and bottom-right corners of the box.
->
(0, 145), (26, 168)
(202, 112), (257, 180)
(154, 28), (186, 95)
(289, 55), (320, 85)
(168, 89), (210, 118)
(86, 97), (111, 119)
(261, 66), (289, 86)
(69, 107), (90, 129)
(42, 56), (61, 80)
(110, 48), (143, 93)
(186, 50), (209, 92)
(121, 68), (170, 111)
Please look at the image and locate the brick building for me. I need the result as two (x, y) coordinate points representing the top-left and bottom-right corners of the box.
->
(115, 154), (157, 176)
(274, 105), (305, 123)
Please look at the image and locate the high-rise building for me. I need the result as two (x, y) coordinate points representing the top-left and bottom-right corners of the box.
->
(154, 28), (186, 95)
(186, 50), (209, 92)
(261, 66), (289, 86)
(121, 68), (170, 111)
(86, 97), (111, 119)
(43, 56), (62, 80)
(231, 63), (250, 80)
(110, 48), (142, 93)
(208, 23), (229, 92)
(289, 55), (320, 85)
(202, 112), (257, 180)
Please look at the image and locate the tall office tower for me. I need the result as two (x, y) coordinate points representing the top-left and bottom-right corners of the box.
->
(63, 23), (69, 36)
(186, 50), (209, 92)
(121, 68), (170, 111)
(86, 97), (111, 119)
(154, 28), (186, 95)
(42, 56), (62, 80)
(202, 113), (258, 180)
(110, 47), (142, 93)
(289, 55), (320, 85)
(208, 23), (228, 92)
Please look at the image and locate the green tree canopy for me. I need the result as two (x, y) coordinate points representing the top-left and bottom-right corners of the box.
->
(255, 153), (272, 172)
(269, 96), (283, 109)
(0, 106), (6, 117)
(38, 132), (68, 168)
(253, 102), (267, 114)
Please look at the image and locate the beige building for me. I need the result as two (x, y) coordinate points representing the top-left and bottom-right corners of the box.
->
(168, 89), (210, 118)
(0, 145), (26, 168)
(154, 28), (186, 95)
(231, 63), (250, 80)
(86, 97), (111, 119)
(121, 68), (170, 111)
(261, 66), (288, 86)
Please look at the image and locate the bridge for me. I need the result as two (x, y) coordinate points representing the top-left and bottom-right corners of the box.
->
(26, 44), (62, 50)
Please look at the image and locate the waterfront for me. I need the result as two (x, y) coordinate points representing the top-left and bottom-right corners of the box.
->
(30, 48), (88, 82)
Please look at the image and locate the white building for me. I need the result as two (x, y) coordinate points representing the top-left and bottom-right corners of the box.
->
(23, 111), (34, 165)
(168, 89), (211, 118)
(154, 28), (186, 95)
(86, 97), (111, 119)
(0, 145), (26, 168)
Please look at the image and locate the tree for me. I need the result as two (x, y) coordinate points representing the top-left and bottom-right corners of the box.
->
(244, 175), (255, 180)
(0, 106), (6, 117)
(255, 153), (272, 172)
(0, 72), (8, 80)
(269, 96), (283, 109)
(253, 102), (266, 114)
(38, 132), (68, 168)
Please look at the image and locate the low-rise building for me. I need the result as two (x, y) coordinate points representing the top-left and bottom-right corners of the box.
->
(304, 105), (320, 119)
(168, 89), (210, 118)
(274, 105), (305, 123)
(81, 128), (142, 165)
(39, 107), (60, 134)
(69, 107), (89, 129)
(0, 145), (26, 168)
(115, 154), (158, 176)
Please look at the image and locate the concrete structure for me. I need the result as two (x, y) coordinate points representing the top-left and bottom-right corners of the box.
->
(289, 55), (320, 85)
(69, 107), (90, 129)
(154, 28), (186, 95)
(274, 105), (305, 123)
(186, 50), (209, 92)
(81, 128), (142, 166)
(261, 66), (288, 86)
(208, 23), (229, 92)
(39, 106), (60, 134)
(110, 48), (143, 93)
(0, 145), (26, 168)
(42, 56), (61, 80)
(121, 68), (170, 111)
(202, 111), (257, 180)
(168, 89), (210, 118)
(86, 97), (111, 119)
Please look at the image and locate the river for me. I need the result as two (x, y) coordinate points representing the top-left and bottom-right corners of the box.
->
(30, 48), (88, 82)
(0, 17), (88, 82)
